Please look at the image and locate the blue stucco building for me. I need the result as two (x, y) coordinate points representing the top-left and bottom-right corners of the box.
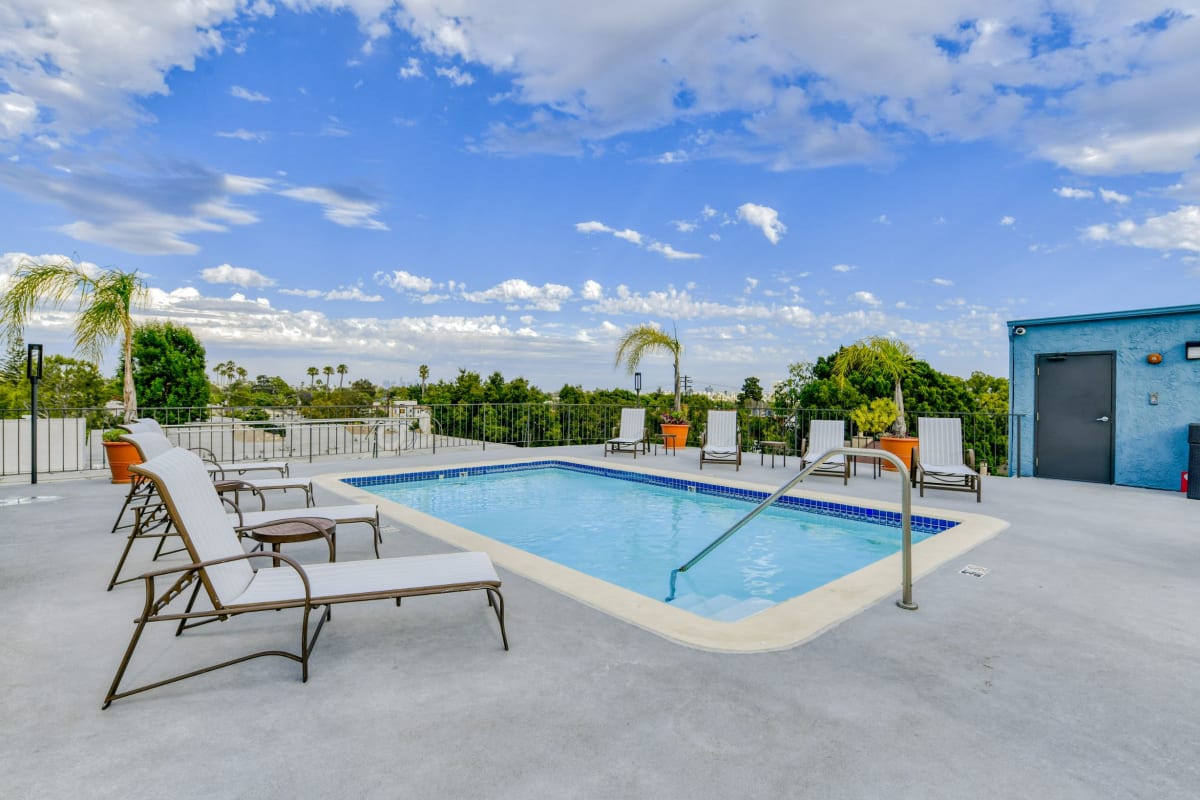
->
(1008, 304), (1200, 490)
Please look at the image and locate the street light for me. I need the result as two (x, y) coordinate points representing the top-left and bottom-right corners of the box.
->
(633, 371), (642, 401)
(27, 344), (43, 485)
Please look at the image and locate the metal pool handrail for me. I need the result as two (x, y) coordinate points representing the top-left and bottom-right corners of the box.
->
(665, 447), (919, 611)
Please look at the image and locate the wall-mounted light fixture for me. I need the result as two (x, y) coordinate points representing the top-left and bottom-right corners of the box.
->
(1187, 342), (1200, 360)
(1147, 352), (1163, 364)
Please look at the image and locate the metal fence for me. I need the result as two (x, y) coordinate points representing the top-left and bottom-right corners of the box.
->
(0, 403), (1023, 478)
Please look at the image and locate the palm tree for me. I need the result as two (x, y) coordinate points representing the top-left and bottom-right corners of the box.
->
(614, 323), (683, 411)
(831, 336), (917, 437)
(418, 364), (429, 399)
(322, 365), (334, 389)
(307, 366), (318, 388)
(0, 258), (147, 422)
(337, 363), (348, 388)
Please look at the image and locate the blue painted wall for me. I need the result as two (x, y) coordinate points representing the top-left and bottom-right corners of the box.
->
(1008, 306), (1200, 490)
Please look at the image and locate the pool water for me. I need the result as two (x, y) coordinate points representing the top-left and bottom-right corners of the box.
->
(356, 464), (943, 622)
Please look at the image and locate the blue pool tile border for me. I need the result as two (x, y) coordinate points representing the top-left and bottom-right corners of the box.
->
(343, 460), (957, 534)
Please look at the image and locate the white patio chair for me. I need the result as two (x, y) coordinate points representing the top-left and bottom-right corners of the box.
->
(604, 408), (648, 458)
(913, 417), (981, 502)
(801, 420), (849, 485)
(699, 410), (741, 470)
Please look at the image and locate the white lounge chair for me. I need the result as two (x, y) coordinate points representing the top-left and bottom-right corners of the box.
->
(604, 408), (647, 458)
(699, 410), (741, 470)
(801, 420), (849, 484)
(108, 432), (377, 591)
(102, 448), (507, 708)
(913, 417), (981, 502)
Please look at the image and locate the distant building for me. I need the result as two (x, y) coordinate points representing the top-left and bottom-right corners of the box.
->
(1007, 304), (1200, 490)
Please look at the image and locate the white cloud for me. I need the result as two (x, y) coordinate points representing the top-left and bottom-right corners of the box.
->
(1084, 206), (1200, 253)
(580, 280), (603, 301)
(701, 206), (718, 219)
(201, 264), (276, 288)
(576, 221), (613, 235)
(736, 203), (786, 244)
(612, 229), (643, 245)
(435, 66), (475, 87)
(931, 278), (954, 286)
(672, 220), (697, 233)
(462, 278), (574, 311)
(874, 214), (890, 225)
(375, 269), (437, 293)
(216, 129), (268, 142)
(398, 57), (424, 79)
(1099, 188), (1130, 204)
(647, 242), (701, 261)
(745, 277), (759, 292)
(231, 86), (270, 103)
(280, 284), (383, 302)
(278, 186), (387, 230)
(1055, 187), (1094, 199)
(851, 291), (882, 307)
(832, 263), (857, 273)
(999, 216), (1016, 226)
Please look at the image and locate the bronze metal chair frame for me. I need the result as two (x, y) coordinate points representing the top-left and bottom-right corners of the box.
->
(103, 459), (507, 708)
(910, 445), (982, 502)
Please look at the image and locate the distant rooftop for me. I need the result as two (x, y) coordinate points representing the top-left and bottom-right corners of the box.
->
(1008, 303), (1200, 328)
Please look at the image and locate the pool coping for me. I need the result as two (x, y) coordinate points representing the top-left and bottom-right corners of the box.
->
(314, 456), (1009, 653)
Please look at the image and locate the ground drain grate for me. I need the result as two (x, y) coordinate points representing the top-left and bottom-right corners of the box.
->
(960, 564), (990, 578)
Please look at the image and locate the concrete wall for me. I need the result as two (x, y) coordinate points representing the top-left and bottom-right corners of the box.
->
(1009, 308), (1200, 490)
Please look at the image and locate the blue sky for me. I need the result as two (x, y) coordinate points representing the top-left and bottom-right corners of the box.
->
(1, 2), (1198, 395)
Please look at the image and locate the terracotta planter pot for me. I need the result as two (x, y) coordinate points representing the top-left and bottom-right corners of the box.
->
(102, 439), (142, 484)
(878, 435), (918, 473)
(660, 423), (690, 448)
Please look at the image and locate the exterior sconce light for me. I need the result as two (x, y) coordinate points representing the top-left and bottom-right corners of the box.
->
(1146, 353), (1163, 365)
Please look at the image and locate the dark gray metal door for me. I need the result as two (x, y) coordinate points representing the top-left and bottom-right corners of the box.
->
(1035, 352), (1114, 483)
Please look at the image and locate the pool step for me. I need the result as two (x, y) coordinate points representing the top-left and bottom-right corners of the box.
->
(669, 592), (776, 621)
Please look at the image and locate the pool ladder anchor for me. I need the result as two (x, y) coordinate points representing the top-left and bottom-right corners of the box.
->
(665, 447), (918, 611)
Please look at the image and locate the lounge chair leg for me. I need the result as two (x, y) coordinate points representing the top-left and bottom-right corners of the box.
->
(486, 588), (509, 651)
(103, 604), (153, 709)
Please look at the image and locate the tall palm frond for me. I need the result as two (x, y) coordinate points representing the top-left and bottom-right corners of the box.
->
(831, 336), (916, 436)
(614, 323), (683, 411)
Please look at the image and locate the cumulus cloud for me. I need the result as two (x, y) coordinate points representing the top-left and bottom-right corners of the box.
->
(1084, 206), (1200, 253)
(1100, 188), (1131, 204)
(462, 278), (573, 311)
(851, 291), (882, 307)
(647, 242), (701, 260)
(201, 264), (276, 288)
(832, 264), (857, 273)
(216, 129), (268, 142)
(375, 269), (437, 293)
(280, 284), (382, 302)
(435, 66), (475, 87)
(931, 278), (954, 286)
(999, 216), (1016, 226)
(580, 279), (603, 300)
(672, 220), (697, 233)
(736, 203), (786, 244)
(398, 57), (424, 79)
(1055, 187), (1094, 199)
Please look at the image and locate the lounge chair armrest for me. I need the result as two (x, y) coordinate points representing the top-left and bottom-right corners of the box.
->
(236, 517), (336, 559)
(220, 493), (247, 526)
(136, 551), (314, 617)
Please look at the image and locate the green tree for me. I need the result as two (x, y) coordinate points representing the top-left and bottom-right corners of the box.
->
(418, 364), (429, 399)
(322, 365), (334, 388)
(772, 361), (813, 409)
(0, 258), (147, 422)
(2, 338), (26, 382)
(831, 337), (917, 436)
(0, 355), (109, 413)
(737, 376), (763, 406)
(129, 322), (210, 421)
(614, 323), (683, 411)
(337, 363), (348, 388)
(307, 366), (318, 388)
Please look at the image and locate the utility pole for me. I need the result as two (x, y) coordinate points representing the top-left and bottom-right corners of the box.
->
(682, 375), (693, 396)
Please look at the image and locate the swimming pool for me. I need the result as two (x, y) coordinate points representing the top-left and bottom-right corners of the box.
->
(318, 457), (1008, 651)
(349, 461), (952, 622)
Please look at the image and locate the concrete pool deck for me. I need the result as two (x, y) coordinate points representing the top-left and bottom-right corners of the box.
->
(2, 444), (1198, 798)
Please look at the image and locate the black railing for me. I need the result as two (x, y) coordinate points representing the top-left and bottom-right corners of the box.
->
(0, 403), (1022, 478)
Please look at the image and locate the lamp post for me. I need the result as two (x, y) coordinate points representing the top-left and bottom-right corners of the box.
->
(634, 371), (642, 403)
(27, 344), (43, 485)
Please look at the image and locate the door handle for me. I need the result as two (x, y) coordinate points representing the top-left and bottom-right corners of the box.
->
(1095, 416), (1110, 422)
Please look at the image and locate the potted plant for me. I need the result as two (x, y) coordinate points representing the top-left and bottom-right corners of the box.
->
(101, 428), (141, 483)
(659, 410), (691, 448)
(614, 323), (684, 413)
(832, 336), (917, 471)
(0, 258), (148, 481)
(849, 398), (898, 447)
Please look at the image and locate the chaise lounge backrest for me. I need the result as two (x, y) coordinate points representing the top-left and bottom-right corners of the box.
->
(806, 420), (846, 463)
(917, 417), (966, 466)
(130, 449), (256, 605)
(616, 408), (646, 440)
(704, 410), (738, 450)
